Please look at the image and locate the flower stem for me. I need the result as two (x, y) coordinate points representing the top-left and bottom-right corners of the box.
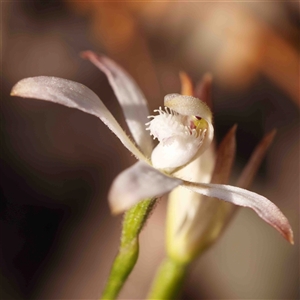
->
(101, 198), (156, 300)
(147, 257), (188, 300)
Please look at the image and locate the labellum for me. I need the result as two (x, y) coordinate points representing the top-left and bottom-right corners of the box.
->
(146, 94), (213, 171)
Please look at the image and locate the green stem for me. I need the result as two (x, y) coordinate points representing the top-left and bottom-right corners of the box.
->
(101, 198), (156, 300)
(147, 257), (188, 300)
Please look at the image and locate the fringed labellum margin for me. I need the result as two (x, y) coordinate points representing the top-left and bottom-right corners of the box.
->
(146, 94), (214, 171)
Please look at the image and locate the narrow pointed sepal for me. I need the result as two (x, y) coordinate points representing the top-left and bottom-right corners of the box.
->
(183, 181), (294, 244)
(81, 51), (153, 157)
(11, 76), (148, 162)
(109, 162), (182, 214)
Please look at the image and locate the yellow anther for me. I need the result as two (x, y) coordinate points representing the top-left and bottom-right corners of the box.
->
(191, 116), (208, 131)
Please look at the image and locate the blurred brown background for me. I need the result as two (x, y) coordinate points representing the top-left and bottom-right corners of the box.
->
(1, 1), (299, 299)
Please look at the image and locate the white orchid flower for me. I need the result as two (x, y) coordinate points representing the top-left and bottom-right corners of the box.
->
(10, 51), (293, 245)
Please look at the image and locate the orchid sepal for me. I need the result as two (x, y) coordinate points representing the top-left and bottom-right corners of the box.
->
(183, 181), (294, 245)
(81, 51), (154, 157)
(11, 76), (149, 163)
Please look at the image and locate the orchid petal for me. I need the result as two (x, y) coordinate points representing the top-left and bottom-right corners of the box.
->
(183, 181), (294, 244)
(109, 162), (182, 214)
(81, 51), (153, 157)
(11, 76), (147, 162)
(164, 94), (214, 157)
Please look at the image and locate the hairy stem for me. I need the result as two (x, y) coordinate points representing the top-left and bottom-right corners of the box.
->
(101, 198), (156, 300)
